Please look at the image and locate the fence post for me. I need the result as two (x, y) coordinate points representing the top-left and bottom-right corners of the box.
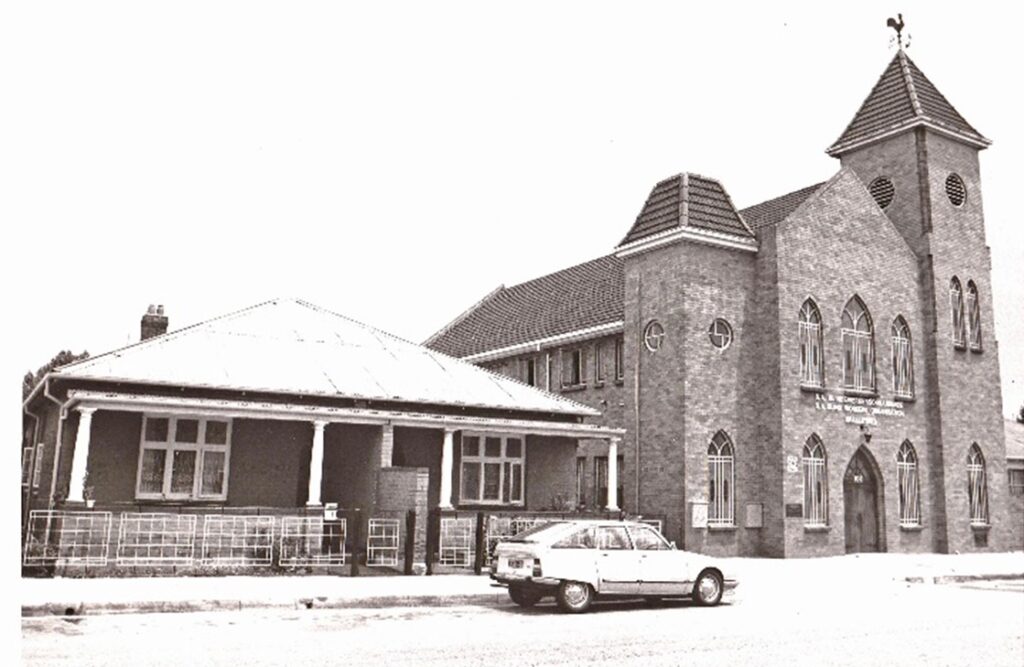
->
(425, 508), (437, 575)
(473, 511), (486, 575)
(404, 510), (416, 575)
(350, 509), (362, 577)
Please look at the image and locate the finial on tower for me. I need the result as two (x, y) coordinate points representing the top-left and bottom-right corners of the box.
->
(887, 13), (910, 50)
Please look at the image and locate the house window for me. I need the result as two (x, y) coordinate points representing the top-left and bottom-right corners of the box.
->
(614, 337), (625, 381)
(708, 319), (733, 350)
(967, 444), (988, 525)
(897, 441), (921, 527)
(576, 457), (587, 507)
(950, 277), (966, 348)
(136, 416), (232, 501)
(707, 431), (735, 527)
(522, 358), (537, 386)
(33, 444), (44, 488)
(460, 434), (524, 506)
(891, 316), (914, 399)
(1008, 469), (1024, 497)
(595, 343), (606, 383)
(644, 321), (665, 351)
(802, 435), (827, 527)
(594, 455), (624, 509)
(561, 348), (584, 388)
(798, 299), (824, 387)
(966, 281), (982, 351)
(22, 447), (33, 487)
(841, 296), (875, 392)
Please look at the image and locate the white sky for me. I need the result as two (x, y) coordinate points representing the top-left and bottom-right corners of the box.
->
(3, 1), (1022, 421)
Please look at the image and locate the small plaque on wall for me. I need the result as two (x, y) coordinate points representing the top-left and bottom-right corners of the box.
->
(785, 503), (803, 518)
(745, 503), (763, 528)
(691, 501), (708, 528)
(786, 455), (799, 473)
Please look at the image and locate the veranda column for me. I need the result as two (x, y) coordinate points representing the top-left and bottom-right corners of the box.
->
(606, 437), (620, 512)
(67, 407), (96, 503)
(439, 428), (455, 509)
(307, 420), (328, 506)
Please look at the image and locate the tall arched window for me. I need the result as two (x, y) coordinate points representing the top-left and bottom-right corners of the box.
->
(802, 435), (827, 527)
(891, 317), (914, 399)
(967, 444), (988, 525)
(897, 441), (921, 526)
(949, 277), (966, 348)
(799, 299), (824, 387)
(841, 296), (875, 392)
(966, 281), (982, 351)
(707, 431), (735, 527)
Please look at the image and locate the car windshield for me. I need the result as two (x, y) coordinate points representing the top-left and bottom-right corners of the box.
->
(506, 521), (567, 542)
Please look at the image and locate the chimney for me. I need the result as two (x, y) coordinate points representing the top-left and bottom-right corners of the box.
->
(141, 304), (169, 341)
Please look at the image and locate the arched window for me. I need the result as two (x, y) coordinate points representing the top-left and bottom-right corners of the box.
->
(707, 431), (735, 527)
(967, 444), (988, 525)
(802, 435), (827, 527)
(949, 277), (966, 348)
(841, 296), (874, 391)
(897, 441), (921, 526)
(799, 299), (824, 387)
(891, 317), (914, 399)
(966, 281), (982, 351)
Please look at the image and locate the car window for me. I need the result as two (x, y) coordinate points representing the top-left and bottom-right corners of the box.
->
(552, 526), (595, 549)
(629, 525), (671, 551)
(597, 526), (633, 550)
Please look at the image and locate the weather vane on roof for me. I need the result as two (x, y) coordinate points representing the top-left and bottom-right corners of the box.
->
(887, 13), (911, 50)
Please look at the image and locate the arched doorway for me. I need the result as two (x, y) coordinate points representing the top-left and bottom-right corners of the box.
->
(843, 447), (884, 553)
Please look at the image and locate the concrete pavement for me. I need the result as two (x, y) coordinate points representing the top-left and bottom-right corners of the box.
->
(20, 550), (1023, 617)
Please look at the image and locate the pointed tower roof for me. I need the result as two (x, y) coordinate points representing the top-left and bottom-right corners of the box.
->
(827, 51), (990, 156)
(616, 172), (754, 249)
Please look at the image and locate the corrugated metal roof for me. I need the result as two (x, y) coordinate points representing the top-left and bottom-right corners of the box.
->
(828, 51), (989, 155)
(55, 298), (599, 417)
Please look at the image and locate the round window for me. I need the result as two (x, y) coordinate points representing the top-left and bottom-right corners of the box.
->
(643, 321), (665, 351)
(945, 173), (966, 207)
(869, 176), (895, 209)
(708, 319), (733, 350)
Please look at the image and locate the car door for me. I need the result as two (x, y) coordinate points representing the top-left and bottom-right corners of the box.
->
(595, 525), (639, 595)
(628, 525), (687, 595)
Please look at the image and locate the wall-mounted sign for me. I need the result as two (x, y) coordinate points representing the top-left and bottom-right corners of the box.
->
(691, 501), (708, 528)
(785, 503), (803, 518)
(745, 503), (763, 528)
(786, 455), (799, 473)
(814, 393), (905, 426)
(324, 503), (338, 520)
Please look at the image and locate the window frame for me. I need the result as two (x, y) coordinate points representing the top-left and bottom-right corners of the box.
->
(576, 456), (587, 507)
(897, 441), (921, 527)
(950, 277), (967, 349)
(614, 337), (625, 381)
(22, 446), (33, 488)
(798, 299), (824, 388)
(802, 436), (828, 527)
(135, 414), (233, 502)
(966, 281), (983, 352)
(891, 316), (914, 399)
(707, 431), (735, 527)
(967, 444), (989, 526)
(33, 443), (44, 488)
(561, 347), (585, 389)
(458, 432), (526, 507)
(627, 524), (672, 551)
(708, 319), (733, 351)
(841, 296), (875, 393)
(1008, 468), (1024, 497)
(521, 357), (537, 387)
(594, 342), (606, 384)
(643, 321), (665, 352)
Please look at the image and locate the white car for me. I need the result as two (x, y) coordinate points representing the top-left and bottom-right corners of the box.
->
(491, 519), (738, 613)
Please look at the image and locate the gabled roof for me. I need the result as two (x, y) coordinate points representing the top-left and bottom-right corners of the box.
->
(740, 182), (825, 231)
(53, 298), (598, 417)
(617, 173), (754, 248)
(827, 51), (990, 156)
(425, 255), (624, 359)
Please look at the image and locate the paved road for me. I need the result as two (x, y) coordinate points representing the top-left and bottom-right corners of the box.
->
(22, 580), (1024, 666)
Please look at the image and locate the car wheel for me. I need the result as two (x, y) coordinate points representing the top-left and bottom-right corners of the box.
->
(556, 580), (594, 614)
(693, 569), (723, 607)
(508, 585), (543, 608)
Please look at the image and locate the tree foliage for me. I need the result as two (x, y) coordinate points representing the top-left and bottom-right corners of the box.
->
(1018, 403), (1024, 424)
(22, 350), (89, 399)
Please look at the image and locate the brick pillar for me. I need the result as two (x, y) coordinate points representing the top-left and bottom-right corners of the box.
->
(67, 408), (96, 503)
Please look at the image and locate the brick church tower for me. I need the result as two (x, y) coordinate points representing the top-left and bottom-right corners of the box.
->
(828, 49), (1010, 553)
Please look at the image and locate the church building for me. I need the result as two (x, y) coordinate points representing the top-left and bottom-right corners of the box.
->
(426, 49), (1014, 557)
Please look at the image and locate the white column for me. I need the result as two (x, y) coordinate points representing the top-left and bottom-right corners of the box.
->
(67, 407), (96, 503)
(606, 437), (620, 512)
(307, 420), (328, 506)
(439, 428), (455, 509)
(380, 423), (394, 468)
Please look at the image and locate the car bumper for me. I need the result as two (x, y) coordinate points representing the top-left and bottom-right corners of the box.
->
(490, 573), (561, 588)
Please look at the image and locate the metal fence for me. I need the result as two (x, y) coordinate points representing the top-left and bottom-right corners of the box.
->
(117, 513), (198, 566)
(278, 516), (348, 566)
(23, 510), (112, 566)
(200, 515), (276, 566)
(366, 519), (401, 567)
